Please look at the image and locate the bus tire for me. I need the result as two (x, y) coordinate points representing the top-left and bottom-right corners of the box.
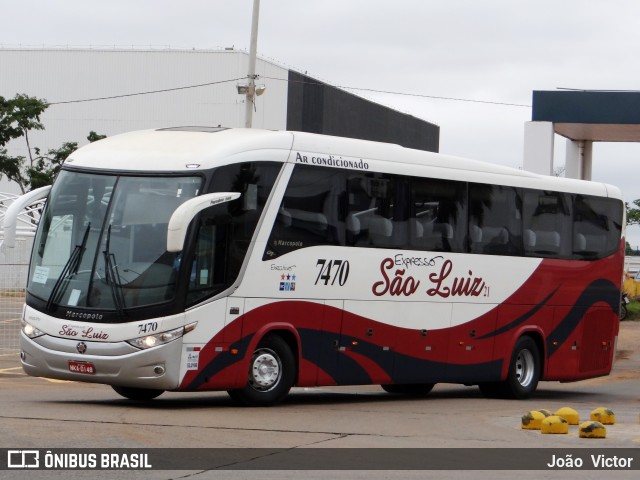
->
(112, 385), (164, 401)
(480, 336), (540, 399)
(620, 301), (628, 320)
(227, 334), (295, 407)
(381, 383), (435, 395)
(506, 336), (540, 399)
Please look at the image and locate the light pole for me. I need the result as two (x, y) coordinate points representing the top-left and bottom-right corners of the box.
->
(244, 0), (260, 128)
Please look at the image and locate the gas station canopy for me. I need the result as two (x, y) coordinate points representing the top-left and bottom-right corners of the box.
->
(532, 90), (640, 142)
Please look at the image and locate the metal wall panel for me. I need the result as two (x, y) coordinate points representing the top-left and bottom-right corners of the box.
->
(286, 71), (439, 152)
(0, 48), (289, 191)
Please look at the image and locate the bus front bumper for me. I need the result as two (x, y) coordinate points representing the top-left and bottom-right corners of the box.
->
(20, 332), (182, 390)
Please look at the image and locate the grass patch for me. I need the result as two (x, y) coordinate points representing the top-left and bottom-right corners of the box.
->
(625, 300), (640, 321)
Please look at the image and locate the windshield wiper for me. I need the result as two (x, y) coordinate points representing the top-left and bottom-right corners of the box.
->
(103, 224), (126, 319)
(46, 223), (91, 312)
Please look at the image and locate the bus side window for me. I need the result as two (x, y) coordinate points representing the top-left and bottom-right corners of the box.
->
(345, 172), (418, 250)
(346, 174), (400, 248)
(186, 215), (230, 305)
(410, 177), (467, 253)
(469, 184), (523, 256)
(266, 165), (346, 258)
(187, 162), (281, 305)
(522, 190), (572, 258)
(573, 195), (623, 260)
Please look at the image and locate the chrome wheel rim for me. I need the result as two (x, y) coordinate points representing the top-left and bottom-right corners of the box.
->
(249, 348), (281, 392)
(515, 349), (535, 387)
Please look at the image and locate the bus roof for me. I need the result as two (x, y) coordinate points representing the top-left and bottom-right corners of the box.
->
(65, 127), (623, 201)
(66, 127), (294, 171)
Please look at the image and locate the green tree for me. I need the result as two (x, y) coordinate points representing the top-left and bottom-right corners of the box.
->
(0, 94), (47, 193)
(627, 200), (640, 226)
(626, 241), (635, 256)
(0, 93), (105, 193)
(27, 141), (79, 190)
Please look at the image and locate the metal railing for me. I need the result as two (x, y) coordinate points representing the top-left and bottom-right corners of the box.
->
(0, 192), (41, 352)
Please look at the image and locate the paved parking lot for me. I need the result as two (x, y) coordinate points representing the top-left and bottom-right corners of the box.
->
(1, 318), (639, 479)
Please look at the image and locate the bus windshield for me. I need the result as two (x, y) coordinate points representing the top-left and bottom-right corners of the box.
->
(27, 170), (202, 314)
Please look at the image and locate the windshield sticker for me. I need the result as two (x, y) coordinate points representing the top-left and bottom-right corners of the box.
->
(32, 266), (49, 284)
(199, 269), (209, 284)
(68, 289), (81, 306)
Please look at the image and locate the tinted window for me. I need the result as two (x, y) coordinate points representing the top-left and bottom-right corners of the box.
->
(469, 184), (523, 256)
(410, 178), (467, 252)
(266, 165), (346, 258)
(523, 190), (572, 258)
(187, 162), (281, 305)
(268, 166), (414, 256)
(573, 195), (623, 260)
(346, 172), (406, 248)
(264, 164), (622, 262)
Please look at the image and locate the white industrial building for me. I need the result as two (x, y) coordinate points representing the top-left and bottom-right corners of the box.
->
(0, 47), (439, 195)
(0, 47), (288, 193)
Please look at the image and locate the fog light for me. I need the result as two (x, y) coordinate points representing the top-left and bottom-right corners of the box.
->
(154, 366), (165, 375)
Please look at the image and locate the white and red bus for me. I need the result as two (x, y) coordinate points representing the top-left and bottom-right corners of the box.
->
(6, 127), (625, 405)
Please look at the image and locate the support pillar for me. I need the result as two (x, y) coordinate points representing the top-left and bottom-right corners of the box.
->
(565, 140), (593, 180)
(523, 121), (554, 175)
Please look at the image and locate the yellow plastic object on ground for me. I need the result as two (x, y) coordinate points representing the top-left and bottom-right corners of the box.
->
(555, 407), (580, 425)
(521, 410), (547, 430)
(579, 421), (606, 438)
(537, 409), (552, 417)
(590, 407), (615, 425)
(541, 416), (569, 434)
(623, 272), (640, 298)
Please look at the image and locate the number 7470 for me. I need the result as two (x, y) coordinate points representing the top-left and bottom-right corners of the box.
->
(315, 259), (350, 286)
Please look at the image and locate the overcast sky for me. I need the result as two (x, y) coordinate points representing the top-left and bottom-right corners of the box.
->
(4, 0), (640, 246)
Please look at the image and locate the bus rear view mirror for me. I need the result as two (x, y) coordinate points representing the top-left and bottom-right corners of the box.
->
(166, 192), (240, 252)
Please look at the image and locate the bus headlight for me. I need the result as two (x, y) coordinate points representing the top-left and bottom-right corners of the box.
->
(126, 322), (197, 350)
(21, 320), (45, 339)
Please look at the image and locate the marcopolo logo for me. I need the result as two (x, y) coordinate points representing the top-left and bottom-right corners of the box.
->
(8, 450), (40, 468)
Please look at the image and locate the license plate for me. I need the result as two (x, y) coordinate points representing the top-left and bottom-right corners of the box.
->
(68, 361), (96, 375)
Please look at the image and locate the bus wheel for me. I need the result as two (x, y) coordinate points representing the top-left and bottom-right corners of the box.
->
(227, 335), (295, 407)
(381, 383), (435, 395)
(507, 336), (540, 398)
(480, 336), (540, 399)
(112, 386), (164, 401)
(620, 301), (628, 320)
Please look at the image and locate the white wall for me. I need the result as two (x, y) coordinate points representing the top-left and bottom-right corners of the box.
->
(0, 48), (289, 189)
(522, 121), (554, 176)
(0, 48), (291, 280)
